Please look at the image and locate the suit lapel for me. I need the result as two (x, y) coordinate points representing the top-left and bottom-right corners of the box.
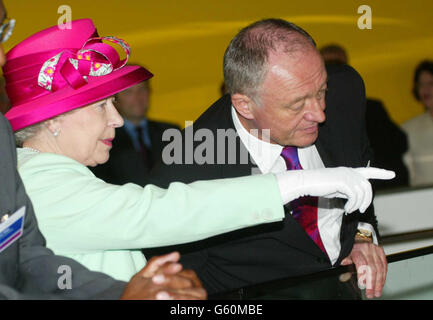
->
(148, 121), (161, 151)
(316, 124), (338, 168)
(316, 96), (349, 168)
(213, 96), (255, 179)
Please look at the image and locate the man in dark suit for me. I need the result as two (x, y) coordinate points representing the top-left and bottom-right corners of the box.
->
(147, 19), (388, 299)
(365, 98), (409, 190)
(91, 78), (180, 186)
(0, 1), (205, 299)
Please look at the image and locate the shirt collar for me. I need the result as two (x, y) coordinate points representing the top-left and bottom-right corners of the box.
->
(123, 118), (148, 134)
(231, 106), (283, 174)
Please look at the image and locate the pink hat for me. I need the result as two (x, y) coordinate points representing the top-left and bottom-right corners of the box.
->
(3, 19), (153, 131)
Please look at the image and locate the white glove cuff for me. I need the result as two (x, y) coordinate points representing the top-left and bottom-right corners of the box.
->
(275, 170), (305, 205)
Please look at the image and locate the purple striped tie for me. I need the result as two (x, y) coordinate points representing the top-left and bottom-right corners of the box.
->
(280, 146), (328, 255)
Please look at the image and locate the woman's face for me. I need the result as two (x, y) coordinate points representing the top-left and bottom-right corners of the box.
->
(56, 97), (123, 166)
(417, 71), (433, 111)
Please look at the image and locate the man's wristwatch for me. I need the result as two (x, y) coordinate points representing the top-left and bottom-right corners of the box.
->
(355, 229), (373, 242)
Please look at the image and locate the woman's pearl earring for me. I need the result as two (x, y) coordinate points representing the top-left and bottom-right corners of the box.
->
(53, 130), (59, 137)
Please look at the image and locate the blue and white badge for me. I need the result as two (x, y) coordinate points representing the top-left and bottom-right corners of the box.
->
(0, 206), (25, 253)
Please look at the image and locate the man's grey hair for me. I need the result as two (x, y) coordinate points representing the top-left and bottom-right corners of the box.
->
(223, 18), (317, 100)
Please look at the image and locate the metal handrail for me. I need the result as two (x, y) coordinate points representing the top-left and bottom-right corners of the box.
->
(210, 245), (433, 299)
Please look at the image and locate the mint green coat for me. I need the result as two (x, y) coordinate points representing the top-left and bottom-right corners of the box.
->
(17, 148), (284, 281)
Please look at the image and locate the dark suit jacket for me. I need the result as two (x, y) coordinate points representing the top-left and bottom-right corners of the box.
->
(91, 120), (180, 186)
(0, 114), (126, 299)
(145, 64), (377, 295)
(365, 98), (409, 190)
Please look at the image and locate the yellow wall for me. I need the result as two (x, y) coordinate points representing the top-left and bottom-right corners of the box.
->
(4, 0), (433, 126)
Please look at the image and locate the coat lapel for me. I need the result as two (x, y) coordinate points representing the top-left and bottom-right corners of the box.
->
(212, 96), (255, 179)
(316, 91), (349, 168)
(316, 123), (339, 168)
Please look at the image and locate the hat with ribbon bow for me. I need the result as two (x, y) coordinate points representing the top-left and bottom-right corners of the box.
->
(3, 19), (153, 131)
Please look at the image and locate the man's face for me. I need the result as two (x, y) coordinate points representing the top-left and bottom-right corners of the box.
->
(248, 47), (327, 147)
(115, 82), (150, 120)
(417, 71), (433, 112)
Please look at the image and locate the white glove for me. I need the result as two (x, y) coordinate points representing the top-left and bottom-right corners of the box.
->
(275, 167), (395, 214)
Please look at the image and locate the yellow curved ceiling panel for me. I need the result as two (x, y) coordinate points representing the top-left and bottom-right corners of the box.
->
(4, 0), (432, 126)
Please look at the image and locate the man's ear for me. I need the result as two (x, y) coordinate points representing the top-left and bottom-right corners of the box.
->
(231, 93), (256, 120)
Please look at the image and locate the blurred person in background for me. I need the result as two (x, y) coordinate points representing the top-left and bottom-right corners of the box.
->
(321, 44), (409, 190)
(402, 60), (433, 187)
(320, 44), (349, 65)
(91, 76), (180, 186)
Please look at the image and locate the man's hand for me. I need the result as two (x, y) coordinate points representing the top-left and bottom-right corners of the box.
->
(121, 251), (207, 300)
(341, 240), (387, 299)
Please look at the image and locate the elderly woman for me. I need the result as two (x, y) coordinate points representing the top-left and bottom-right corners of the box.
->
(5, 19), (391, 282)
(402, 60), (433, 187)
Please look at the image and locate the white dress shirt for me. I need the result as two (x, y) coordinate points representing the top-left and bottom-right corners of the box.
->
(231, 107), (377, 265)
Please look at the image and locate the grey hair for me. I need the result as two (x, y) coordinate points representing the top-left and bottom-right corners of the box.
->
(14, 122), (46, 147)
(223, 18), (317, 101)
(14, 109), (76, 146)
